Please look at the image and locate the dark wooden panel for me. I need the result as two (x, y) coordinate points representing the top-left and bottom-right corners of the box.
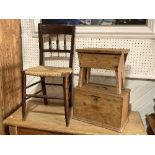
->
(146, 114), (155, 135)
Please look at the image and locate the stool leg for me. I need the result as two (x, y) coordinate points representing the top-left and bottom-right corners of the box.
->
(78, 67), (84, 87)
(86, 67), (91, 84)
(121, 69), (125, 89)
(41, 77), (48, 105)
(63, 75), (69, 126)
(115, 70), (121, 94)
(22, 71), (26, 121)
(83, 68), (87, 84)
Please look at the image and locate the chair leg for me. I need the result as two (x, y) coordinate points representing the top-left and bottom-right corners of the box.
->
(22, 71), (26, 121)
(63, 75), (70, 126)
(69, 74), (73, 108)
(41, 77), (48, 105)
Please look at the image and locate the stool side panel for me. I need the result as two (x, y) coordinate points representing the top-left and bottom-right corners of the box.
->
(78, 53), (120, 70)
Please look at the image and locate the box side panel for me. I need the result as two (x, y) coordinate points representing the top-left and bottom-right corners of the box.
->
(121, 91), (130, 127)
(73, 88), (123, 129)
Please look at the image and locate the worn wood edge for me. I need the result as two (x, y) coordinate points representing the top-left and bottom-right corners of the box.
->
(76, 48), (129, 54)
(3, 100), (146, 135)
(3, 110), (146, 135)
(17, 127), (74, 135)
(3, 111), (119, 135)
(120, 92), (129, 127)
(9, 126), (17, 135)
(3, 119), (84, 135)
(72, 115), (128, 133)
(75, 83), (131, 98)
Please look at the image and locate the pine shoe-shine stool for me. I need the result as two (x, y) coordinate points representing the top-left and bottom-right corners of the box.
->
(76, 48), (129, 94)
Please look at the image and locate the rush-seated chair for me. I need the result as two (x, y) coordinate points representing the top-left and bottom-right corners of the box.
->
(22, 23), (75, 126)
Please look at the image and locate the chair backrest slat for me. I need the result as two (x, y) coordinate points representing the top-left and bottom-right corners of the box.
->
(56, 34), (59, 50)
(49, 35), (52, 50)
(38, 23), (75, 67)
(64, 34), (67, 50)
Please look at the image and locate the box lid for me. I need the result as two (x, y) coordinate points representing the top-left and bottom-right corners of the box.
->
(76, 83), (130, 97)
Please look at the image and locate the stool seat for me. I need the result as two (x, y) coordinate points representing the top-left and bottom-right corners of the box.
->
(25, 66), (72, 77)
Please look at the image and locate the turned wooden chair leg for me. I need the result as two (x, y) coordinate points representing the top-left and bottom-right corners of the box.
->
(69, 74), (73, 108)
(41, 77), (48, 105)
(22, 71), (26, 121)
(63, 75), (70, 126)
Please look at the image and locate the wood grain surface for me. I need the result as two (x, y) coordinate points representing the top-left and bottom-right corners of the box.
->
(0, 20), (22, 134)
(73, 83), (130, 132)
(3, 100), (146, 135)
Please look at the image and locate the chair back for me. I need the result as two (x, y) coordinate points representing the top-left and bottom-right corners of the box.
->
(38, 23), (75, 68)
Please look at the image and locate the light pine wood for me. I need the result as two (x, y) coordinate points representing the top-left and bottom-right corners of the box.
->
(0, 20), (22, 134)
(78, 53), (120, 70)
(76, 48), (129, 94)
(78, 67), (91, 87)
(86, 68), (91, 84)
(78, 67), (84, 87)
(9, 126), (17, 135)
(3, 100), (146, 135)
(76, 48), (129, 54)
(17, 127), (70, 135)
(73, 84), (130, 132)
(0, 65), (4, 134)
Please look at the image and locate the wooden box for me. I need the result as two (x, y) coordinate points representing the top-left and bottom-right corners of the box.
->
(73, 83), (130, 132)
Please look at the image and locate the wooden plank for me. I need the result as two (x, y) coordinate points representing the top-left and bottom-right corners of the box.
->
(0, 20), (22, 134)
(17, 127), (71, 135)
(3, 100), (146, 135)
(76, 83), (130, 97)
(78, 53), (120, 70)
(76, 48), (129, 54)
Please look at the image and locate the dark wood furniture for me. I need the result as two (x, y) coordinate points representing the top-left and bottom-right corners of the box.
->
(22, 24), (75, 126)
(0, 20), (22, 134)
(76, 48), (129, 94)
(3, 100), (146, 135)
(146, 113), (155, 135)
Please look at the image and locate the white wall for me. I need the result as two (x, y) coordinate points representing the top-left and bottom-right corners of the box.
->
(21, 19), (155, 128)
